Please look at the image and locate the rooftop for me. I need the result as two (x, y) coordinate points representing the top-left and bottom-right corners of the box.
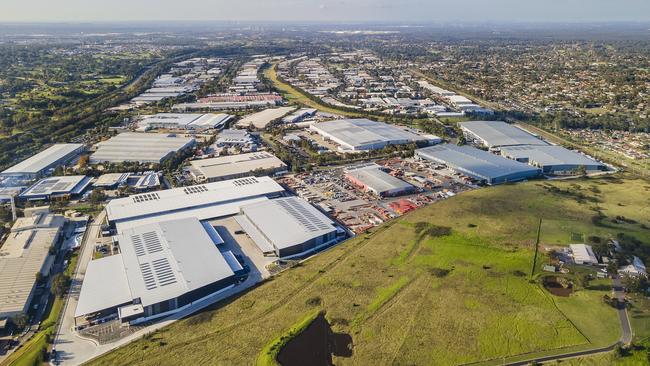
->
(75, 217), (235, 317)
(188, 152), (286, 181)
(139, 113), (232, 130)
(499, 145), (605, 169)
(416, 144), (541, 183)
(459, 121), (548, 148)
(90, 133), (195, 164)
(106, 176), (285, 228)
(1, 144), (84, 176)
(310, 119), (428, 150)
(20, 175), (91, 199)
(345, 165), (413, 194)
(240, 197), (336, 251)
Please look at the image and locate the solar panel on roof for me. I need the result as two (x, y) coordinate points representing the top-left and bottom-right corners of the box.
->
(139, 262), (157, 290)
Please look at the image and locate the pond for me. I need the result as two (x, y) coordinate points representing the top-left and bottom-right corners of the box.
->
(277, 313), (352, 366)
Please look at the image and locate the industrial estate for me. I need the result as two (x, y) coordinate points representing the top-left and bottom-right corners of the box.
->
(0, 19), (648, 366)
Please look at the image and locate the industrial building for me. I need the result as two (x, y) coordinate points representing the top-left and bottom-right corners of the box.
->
(0, 144), (85, 179)
(309, 119), (434, 152)
(74, 217), (238, 325)
(138, 113), (233, 131)
(570, 244), (598, 265)
(416, 144), (541, 185)
(235, 197), (340, 258)
(216, 129), (256, 147)
(188, 152), (287, 182)
(282, 108), (317, 123)
(499, 145), (606, 174)
(19, 175), (92, 200)
(90, 133), (196, 164)
(458, 121), (548, 148)
(93, 172), (161, 191)
(236, 107), (295, 129)
(0, 209), (65, 320)
(105, 176), (285, 230)
(345, 164), (415, 197)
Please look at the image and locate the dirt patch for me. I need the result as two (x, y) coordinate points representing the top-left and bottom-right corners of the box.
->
(543, 276), (573, 297)
(277, 313), (352, 366)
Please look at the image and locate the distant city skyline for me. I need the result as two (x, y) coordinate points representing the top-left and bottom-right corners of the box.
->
(3, 0), (650, 23)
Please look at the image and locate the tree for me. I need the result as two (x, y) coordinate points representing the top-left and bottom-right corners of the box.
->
(11, 314), (29, 330)
(51, 273), (70, 298)
(88, 189), (107, 204)
(35, 271), (44, 284)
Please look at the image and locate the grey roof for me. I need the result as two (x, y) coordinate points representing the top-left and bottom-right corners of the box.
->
(0, 214), (64, 316)
(416, 144), (541, 183)
(459, 121), (548, 148)
(499, 145), (605, 170)
(188, 152), (286, 181)
(139, 113), (232, 129)
(75, 217), (235, 317)
(310, 119), (428, 150)
(20, 175), (91, 198)
(345, 166), (413, 194)
(106, 176), (285, 228)
(90, 133), (195, 164)
(1, 144), (84, 176)
(240, 197), (336, 251)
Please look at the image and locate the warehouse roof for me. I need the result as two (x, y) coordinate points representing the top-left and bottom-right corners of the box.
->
(20, 175), (91, 199)
(345, 165), (413, 194)
(240, 197), (336, 251)
(75, 218), (235, 317)
(1, 144), (84, 176)
(499, 145), (605, 169)
(416, 144), (540, 183)
(0, 213), (64, 316)
(106, 176), (284, 226)
(188, 152), (286, 181)
(459, 121), (548, 148)
(310, 119), (427, 150)
(90, 133), (195, 164)
(236, 107), (295, 129)
(139, 113), (232, 130)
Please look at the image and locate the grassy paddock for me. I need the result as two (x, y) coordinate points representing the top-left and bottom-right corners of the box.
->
(88, 176), (649, 366)
(255, 309), (323, 366)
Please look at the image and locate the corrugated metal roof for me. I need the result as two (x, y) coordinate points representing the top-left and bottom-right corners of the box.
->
(90, 133), (195, 164)
(416, 144), (540, 183)
(499, 145), (604, 169)
(459, 121), (548, 148)
(1, 144), (83, 175)
(310, 119), (427, 150)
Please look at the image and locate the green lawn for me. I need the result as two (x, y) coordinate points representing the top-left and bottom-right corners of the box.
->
(88, 176), (649, 366)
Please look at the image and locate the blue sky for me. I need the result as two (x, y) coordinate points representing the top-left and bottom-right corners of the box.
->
(3, 0), (650, 22)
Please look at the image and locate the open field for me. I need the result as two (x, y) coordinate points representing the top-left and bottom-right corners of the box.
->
(88, 175), (649, 366)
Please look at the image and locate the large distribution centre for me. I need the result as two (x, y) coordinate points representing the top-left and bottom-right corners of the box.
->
(138, 113), (233, 131)
(75, 217), (238, 324)
(345, 164), (415, 197)
(416, 144), (541, 185)
(458, 121), (548, 148)
(0, 210), (64, 320)
(105, 176), (285, 230)
(235, 197), (340, 258)
(499, 145), (606, 174)
(19, 175), (92, 200)
(309, 119), (434, 152)
(0, 144), (85, 179)
(188, 151), (287, 182)
(90, 133), (196, 164)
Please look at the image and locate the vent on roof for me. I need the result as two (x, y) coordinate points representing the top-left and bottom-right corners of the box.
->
(131, 235), (146, 256)
(132, 192), (160, 203)
(276, 199), (331, 232)
(152, 258), (177, 287)
(183, 185), (208, 195)
(142, 231), (163, 254)
(139, 262), (157, 290)
(233, 177), (259, 186)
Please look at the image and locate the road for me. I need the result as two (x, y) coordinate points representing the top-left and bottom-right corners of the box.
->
(503, 277), (632, 365)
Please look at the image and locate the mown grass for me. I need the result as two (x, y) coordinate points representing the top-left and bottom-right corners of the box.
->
(88, 176), (649, 366)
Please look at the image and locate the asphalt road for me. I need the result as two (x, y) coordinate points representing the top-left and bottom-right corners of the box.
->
(503, 276), (632, 365)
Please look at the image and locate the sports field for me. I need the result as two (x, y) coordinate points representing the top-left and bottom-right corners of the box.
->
(88, 176), (650, 365)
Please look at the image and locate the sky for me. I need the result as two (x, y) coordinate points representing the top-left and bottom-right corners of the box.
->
(2, 0), (650, 23)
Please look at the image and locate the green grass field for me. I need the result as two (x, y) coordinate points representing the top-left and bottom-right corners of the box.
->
(88, 176), (650, 366)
